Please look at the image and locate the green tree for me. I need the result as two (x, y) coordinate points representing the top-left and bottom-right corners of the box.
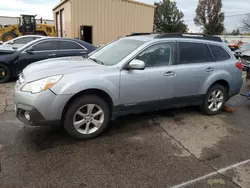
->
(231, 29), (241, 35)
(154, 0), (188, 33)
(235, 29), (240, 35)
(194, 0), (225, 35)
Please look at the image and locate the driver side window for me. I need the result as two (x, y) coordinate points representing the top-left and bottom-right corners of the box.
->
(136, 42), (174, 67)
(32, 41), (58, 51)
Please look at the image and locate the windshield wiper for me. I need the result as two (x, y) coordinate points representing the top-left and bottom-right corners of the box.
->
(89, 57), (104, 65)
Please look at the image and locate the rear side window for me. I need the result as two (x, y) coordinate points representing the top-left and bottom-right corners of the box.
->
(178, 42), (212, 64)
(59, 41), (84, 50)
(32, 41), (58, 51)
(210, 45), (231, 61)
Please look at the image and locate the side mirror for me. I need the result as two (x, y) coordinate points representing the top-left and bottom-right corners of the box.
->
(26, 47), (34, 54)
(129, 59), (145, 70)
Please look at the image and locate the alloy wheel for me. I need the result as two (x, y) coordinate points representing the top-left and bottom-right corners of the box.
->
(73, 104), (104, 134)
(208, 90), (224, 112)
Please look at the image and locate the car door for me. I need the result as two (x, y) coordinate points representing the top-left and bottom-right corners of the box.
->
(57, 40), (87, 58)
(119, 42), (176, 111)
(15, 40), (59, 72)
(173, 41), (214, 99)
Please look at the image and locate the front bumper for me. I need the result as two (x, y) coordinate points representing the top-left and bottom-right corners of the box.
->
(14, 84), (73, 126)
(15, 103), (60, 126)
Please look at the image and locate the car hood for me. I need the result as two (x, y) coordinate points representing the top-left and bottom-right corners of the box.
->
(23, 56), (103, 82)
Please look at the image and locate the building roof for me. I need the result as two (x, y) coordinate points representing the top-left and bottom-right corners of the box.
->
(53, 0), (69, 11)
(122, 0), (156, 8)
(53, 0), (155, 11)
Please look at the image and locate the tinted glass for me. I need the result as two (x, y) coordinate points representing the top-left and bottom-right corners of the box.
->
(59, 41), (83, 50)
(210, 45), (231, 61)
(15, 37), (34, 44)
(32, 41), (58, 51)
(179, 42), (212, 64)
(136, 43), (173, 67)
(89, 39), (145, 66)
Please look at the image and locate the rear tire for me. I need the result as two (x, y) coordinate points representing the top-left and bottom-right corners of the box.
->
(201, 84), (226, 115)
(2, 31), (17, 42)
(64, 95), (110, 140)
(0, 64), (11, 83)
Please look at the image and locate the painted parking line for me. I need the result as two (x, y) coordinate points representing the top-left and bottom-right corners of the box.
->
(170, 159), (250, 188)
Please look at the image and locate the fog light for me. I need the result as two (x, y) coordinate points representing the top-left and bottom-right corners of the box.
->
(24, 111), (31, 121)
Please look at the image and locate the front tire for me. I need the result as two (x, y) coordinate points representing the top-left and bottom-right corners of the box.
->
(64, 95), (110, 140)
(0, 64), (11, 83)
(2, 31), (17, 42)
(201, 84), (226, 115)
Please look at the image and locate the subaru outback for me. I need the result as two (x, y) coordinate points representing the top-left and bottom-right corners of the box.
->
(14, 33), (243, 139)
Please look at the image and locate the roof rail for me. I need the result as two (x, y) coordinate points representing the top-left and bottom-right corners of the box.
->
(154, 33), (222, 42)
(126, 33), (152, 37)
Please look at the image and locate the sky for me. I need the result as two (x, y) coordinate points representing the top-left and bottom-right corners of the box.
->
(0, 0), (249, 32)
(139, 0), (250, 32)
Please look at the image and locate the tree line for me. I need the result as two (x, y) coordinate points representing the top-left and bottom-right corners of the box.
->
(154, 0), (250, 35)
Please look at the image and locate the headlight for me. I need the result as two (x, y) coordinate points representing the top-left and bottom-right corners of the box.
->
(22, 75), (62, 94)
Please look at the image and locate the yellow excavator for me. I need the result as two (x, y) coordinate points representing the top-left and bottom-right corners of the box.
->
(0, 14), (56, 42)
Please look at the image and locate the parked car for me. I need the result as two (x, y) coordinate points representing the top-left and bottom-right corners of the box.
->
(227, 40), (243, 51)
(2, 35), (45, 48)
(241, 50), (250, 78)
(14, 33), (243, 139)
(0, 37), (96, 83)
(235, 43), (250, 59)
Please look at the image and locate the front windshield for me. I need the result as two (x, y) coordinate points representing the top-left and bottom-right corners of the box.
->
(89, 39), (145, 66)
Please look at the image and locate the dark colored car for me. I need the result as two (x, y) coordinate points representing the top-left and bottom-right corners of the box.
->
(235, 43), (250, 59)
(0, 37), (96, 83)
(241, 51), (250, 73)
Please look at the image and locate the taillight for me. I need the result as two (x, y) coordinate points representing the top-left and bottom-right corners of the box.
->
(236, 62), (242, 70)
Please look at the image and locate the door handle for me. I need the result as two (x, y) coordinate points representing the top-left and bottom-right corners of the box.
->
(206, 67), (215, 72)
(164, 71), (176, 77)
(49, 54), (56, 57)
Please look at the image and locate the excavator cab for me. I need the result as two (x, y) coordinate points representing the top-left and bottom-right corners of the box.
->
(19, 15), (36, 34)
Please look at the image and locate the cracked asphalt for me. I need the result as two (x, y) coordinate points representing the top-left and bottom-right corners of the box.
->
(1, 81), (250, 188)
